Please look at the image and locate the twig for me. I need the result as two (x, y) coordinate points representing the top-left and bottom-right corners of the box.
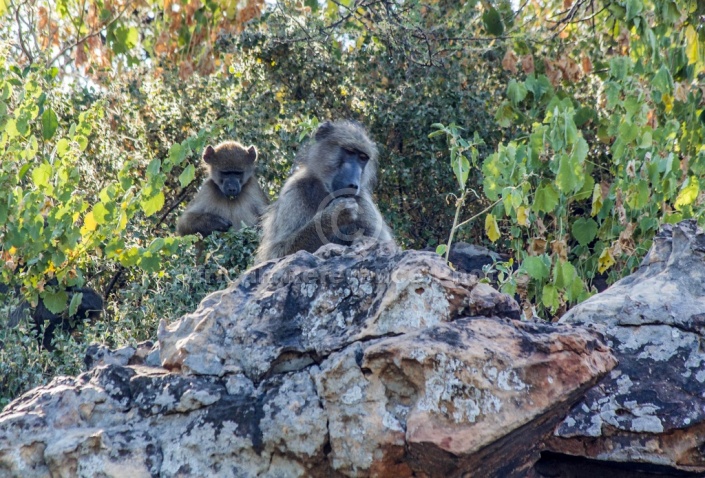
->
(455, 197), (503, 230)
(103, 265), (124, 300)
(14, 0), (34, 64)
(153, 183), (195, 231)
(47, 0), (135, 68)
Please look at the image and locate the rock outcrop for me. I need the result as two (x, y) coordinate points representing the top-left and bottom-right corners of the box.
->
(0, 240), (615, 477)
(548, 220), (705, 474)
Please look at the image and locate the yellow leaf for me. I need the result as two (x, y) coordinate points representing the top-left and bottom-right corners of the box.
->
(118, 212), (127, 231)
(516, 206), (529, 226)
(81, 211), (97, 234)
(685, 26), (699, 66)
(662, 93), (674, 113)
(597, 247), (615, 274)
(591, 183), (603, 216)
(0, 0), (7, 16)
(8, 246), (17, 255)
(485, 213), (501, 242)
(675, 176), (699, 210)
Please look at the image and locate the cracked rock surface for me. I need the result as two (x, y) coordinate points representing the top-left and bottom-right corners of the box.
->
(0, 240), (615, 477)
(551, 220), (705, 473)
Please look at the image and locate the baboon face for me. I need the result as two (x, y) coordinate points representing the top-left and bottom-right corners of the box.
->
(310, 121), (377, 197)
(212, 168), (247, 198)
(331, 146), (370, 196)
(203, 142), (257, 199)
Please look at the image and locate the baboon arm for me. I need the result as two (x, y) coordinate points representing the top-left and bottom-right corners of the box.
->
(260, 186), (325, 259)
(357, 197), (394, 241)
(176, 211), (231, 236)
(286, 215), (329, 255)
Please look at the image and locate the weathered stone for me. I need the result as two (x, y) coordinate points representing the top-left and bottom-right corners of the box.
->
(158, 240), (519, 380)
(316, 318), (615, 477)
(0, 240), (615, 477)
(549, 220), (705, 473)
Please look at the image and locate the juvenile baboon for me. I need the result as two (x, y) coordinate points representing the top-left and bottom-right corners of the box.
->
(176, 141), (268, 237)
(256, 120), (393, 262)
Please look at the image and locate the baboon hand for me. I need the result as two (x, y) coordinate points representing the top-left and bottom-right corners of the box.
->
(212, 216), (233, 232)
(326, 197), (359, 226)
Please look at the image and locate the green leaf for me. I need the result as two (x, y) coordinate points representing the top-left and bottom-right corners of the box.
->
(41, 289), (68, 315)
(566, 275), (585, 302)
(168, 143), (186, 164)
(507, 80), (527, 105)
(68, 292), (83, 316)
(572, 218), (598, 246)
(525, 74), (551, 102)
(625, 0), (643, 21)
(452, 155), (470, 188)
(541, 283), (559, 310)
(482, 7), (504, 36)
(93, 203), (109, 224)
(494, 101), (515, 128)
(574, 107), (596, 127)
(138, 252), (161, 272)
(179, 164), (196, 188)
(533, 183), (559, 213)
(110, 26), (139, 54)
(610, 57), (632, 81)
(556, 153), (581, 193)
(436, 244), (447, 256)
(141, 192), (165, 217)
(32, 162), (52, 188)
(56, 138), (70, 157)
(146, 158), (161, 178)
(76, 135), (88, 151)
(522, 255), (549, 280)
(639, 131), (652, 149)
(554, 260), (577, 288)
(41, 108), (58, 140)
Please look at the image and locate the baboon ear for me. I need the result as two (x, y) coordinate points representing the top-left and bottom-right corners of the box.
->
(314, 121), (334, 141)
(203, 145), (216, 164)
(247, 145), (258, 162)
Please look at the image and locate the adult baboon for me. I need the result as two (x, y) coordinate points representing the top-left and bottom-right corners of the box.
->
(176, 141), (268, 237)
(256, 120), (393, 262)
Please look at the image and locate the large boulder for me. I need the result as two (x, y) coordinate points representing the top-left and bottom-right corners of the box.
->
(0, 241), (615, 477)
(548, 220), (705, 474)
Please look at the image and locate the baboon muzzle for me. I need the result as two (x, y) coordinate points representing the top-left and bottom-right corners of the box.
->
(223, 179), (241, 198)
(332, 160), (362, 196)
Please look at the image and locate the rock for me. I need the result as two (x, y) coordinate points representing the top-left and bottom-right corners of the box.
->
(84, 341), (159, 370)
(0, 240), (615, 477)
(548, 220), (705, 474)
(424, 242), (506, 277)
(157, 240), (519, 379)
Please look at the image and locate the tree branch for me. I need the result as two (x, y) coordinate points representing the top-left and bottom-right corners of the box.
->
(47, 0), (135, 68)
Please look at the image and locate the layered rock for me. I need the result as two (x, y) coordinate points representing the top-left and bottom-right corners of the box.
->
(0, 240), (615, 477)
(549, 220), (705, 474)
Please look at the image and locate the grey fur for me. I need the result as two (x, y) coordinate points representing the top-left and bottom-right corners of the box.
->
(256, 120), (393, 262)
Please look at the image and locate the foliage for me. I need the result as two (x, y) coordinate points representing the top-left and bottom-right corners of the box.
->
(481, 0), (705, 317)
(428, 123), (488, 260)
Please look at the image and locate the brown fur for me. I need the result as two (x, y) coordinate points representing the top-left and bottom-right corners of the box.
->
(176, 141), (268, 237)
(256, 120), (393, 262)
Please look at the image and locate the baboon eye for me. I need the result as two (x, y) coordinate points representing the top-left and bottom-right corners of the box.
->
(359, 153), (369, 161)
